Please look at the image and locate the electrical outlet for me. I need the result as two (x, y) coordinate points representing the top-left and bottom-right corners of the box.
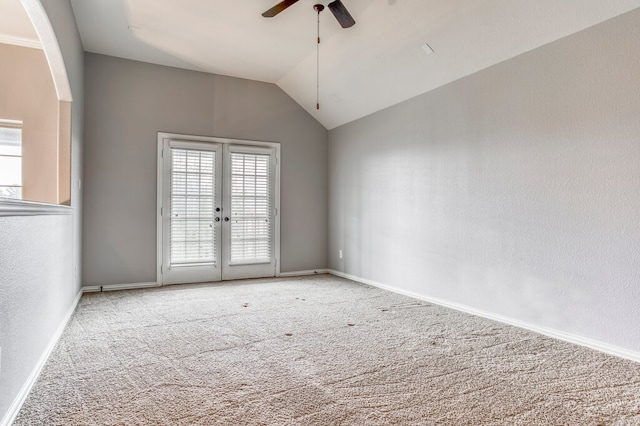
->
(339, 250), (343, 259)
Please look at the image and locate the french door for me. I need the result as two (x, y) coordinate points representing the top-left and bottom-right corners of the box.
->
(157, 134), (279, 285)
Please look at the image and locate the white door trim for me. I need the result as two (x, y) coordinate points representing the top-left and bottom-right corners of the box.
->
(156, 132), (281, 285)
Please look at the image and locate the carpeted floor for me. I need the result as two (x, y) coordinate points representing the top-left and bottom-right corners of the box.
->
(15, 275), (640, 425)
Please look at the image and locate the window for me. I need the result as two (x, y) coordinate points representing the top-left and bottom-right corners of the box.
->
(230, 152), (272, 264)
(170, 148), (217, 266)
(0, 121), (23, 200)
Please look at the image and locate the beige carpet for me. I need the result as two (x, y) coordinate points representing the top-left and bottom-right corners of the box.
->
(15, 275), (640, 425)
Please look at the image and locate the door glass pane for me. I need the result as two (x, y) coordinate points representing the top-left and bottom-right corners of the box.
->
(230, 152), (271, 264)
(170, 148), (216, 266)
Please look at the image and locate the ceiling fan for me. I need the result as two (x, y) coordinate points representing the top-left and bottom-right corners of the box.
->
(262, 0), (356, 29)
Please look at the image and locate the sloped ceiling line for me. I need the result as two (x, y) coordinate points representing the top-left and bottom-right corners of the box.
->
(69, 0), (640, 129)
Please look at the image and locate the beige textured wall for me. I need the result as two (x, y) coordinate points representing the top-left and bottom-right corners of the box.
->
(57, 100), (71, 205)
(0, 42), (59, 203)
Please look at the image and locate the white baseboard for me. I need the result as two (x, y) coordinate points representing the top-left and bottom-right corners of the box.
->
(82, 275), (335, 292)
(328, 269), (640, 364)
(82, 281), (160, 293)
(278, 269), (329, 278)
(1, 289), (83, 426)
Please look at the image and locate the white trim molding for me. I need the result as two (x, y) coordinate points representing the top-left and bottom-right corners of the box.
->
(20, 0), (72, 102)
(0, 199), (72, 217)
(0, 289), (82, 426)
(82, 282), (160, 293)
(0, 34), (41, 49)
(278, 269), (329, 278)
(328, 270), (640, 364)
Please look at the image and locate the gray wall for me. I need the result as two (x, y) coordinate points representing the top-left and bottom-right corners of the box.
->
(83, 54), (328, 286)
(328, 9), (640, 352)
(0, 0), (83, 421)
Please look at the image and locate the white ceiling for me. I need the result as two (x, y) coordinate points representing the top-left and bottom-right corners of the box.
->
(67, 0), (640, 129)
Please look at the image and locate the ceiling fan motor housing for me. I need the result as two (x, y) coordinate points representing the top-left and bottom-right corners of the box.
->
(262, 0), (355, 29)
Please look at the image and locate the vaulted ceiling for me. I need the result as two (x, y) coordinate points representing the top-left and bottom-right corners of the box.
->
(6, 0), (640, 129)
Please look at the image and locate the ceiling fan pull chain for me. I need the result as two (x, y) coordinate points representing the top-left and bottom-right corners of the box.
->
(316, 6), (321, 110)
(262, 1), (354, 111)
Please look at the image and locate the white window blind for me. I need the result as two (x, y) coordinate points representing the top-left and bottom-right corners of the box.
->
(230, 152), (271, 264)
(170, 149), (216, 266)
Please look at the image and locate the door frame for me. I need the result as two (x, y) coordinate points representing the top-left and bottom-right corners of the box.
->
(156, 132), (281, 285)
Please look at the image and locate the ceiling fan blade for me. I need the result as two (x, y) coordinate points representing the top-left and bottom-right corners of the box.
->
(328, 0), (356, 28)
(262, 0), (300, 18)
